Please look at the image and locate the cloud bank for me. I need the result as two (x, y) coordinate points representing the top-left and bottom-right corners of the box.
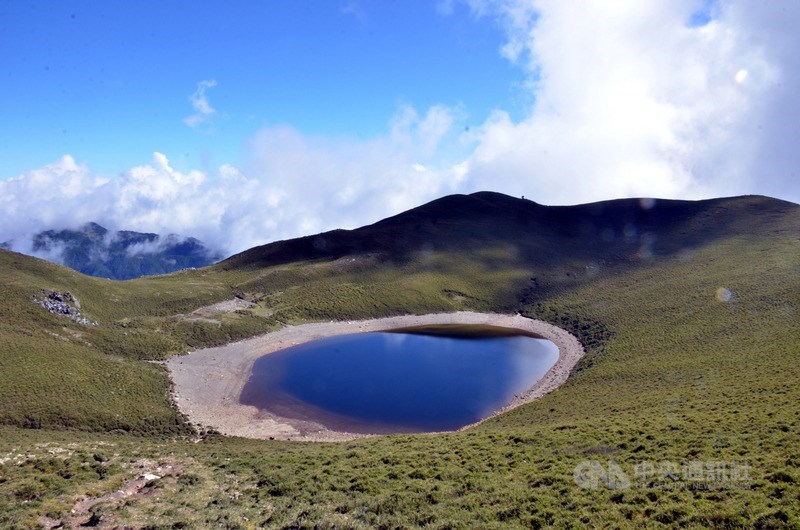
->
(2, 1), (799, 258)
(457, 0), (798, 203)
(1, 106), (465, 255)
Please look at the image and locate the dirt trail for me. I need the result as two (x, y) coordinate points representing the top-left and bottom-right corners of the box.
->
(166, 312), (584, 442)
(37, 460), (182, 529)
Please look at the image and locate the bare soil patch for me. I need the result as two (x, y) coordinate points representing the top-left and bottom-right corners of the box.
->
(192, 297), (255, 317)
(37, 459), (183, 529)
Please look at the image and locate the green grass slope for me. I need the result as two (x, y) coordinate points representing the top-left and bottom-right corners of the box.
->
(0, 192), (798, 527)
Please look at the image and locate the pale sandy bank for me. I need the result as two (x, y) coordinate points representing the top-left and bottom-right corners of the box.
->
(166, 312), (584, 442)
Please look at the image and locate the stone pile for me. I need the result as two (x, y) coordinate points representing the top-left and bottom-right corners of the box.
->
(33, 290), (97, 326)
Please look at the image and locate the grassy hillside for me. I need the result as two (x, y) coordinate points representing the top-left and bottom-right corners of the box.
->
(0, 192), (798, 527)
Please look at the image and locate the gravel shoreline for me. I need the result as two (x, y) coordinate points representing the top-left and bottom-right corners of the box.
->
(166, 312), (584, 442)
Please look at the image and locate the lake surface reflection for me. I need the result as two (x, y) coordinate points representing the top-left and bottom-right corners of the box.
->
(240, 326), (558, 434)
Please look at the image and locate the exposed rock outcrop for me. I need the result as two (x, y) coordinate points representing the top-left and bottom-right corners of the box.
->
(32, 289), (97, 326)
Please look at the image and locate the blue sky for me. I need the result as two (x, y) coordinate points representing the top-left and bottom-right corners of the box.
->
(1, 1), (799, 254)
(1, 1), (522, 177)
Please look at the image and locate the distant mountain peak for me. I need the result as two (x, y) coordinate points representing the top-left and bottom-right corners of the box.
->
(80, 222), (109, 236)
(19, 222), (223, 279)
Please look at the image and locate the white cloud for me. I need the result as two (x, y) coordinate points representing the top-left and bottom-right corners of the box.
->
(0, 153), (218, 252)
(121, 235), (188, 257)
(0, 156), (110, 244)
(453, 0), (799, 204)
(391, 104), (460, 155)
(234, 105), (465, 246)
(340, 1), (366, 23)
(1, 105), (466, 256)
(184, 79), (218, 129)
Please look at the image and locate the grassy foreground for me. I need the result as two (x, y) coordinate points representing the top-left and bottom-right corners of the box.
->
(0, 192), (798, 527)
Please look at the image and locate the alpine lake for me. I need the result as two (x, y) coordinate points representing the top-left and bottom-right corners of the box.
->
(240, 324), (559, 434)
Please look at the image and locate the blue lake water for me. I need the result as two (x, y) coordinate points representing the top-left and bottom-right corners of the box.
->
(240, 327), (559, 434)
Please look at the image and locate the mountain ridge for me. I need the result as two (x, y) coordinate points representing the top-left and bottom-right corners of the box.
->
(220, 191), (798, 271)
(5, 222), (222, 280)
